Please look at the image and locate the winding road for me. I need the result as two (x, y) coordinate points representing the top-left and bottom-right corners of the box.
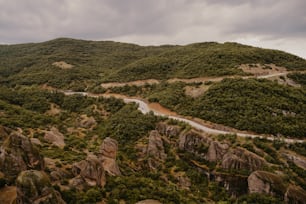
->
(64, 89), (305, 144)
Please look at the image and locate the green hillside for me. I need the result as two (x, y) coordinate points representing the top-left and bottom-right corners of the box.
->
(1, 38), (305, 88)
(1, 38), (306, 203)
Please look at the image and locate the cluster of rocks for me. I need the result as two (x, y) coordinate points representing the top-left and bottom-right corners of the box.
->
(69, 137), (121, 190)
(152, 122), (306, 202)
(0, 126), (121, 204)
(0, 130), (63, 204)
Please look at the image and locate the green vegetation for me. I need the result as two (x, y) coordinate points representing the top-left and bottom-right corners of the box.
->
(1, 38), (305, 88)
(288, 72), (306, 86)
(145, 78), (306, 138)
(108, 42), (306, 82)
(1, 38), (306, 203)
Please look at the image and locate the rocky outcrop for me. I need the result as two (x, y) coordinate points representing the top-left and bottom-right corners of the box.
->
(16, 170), (65, 204)
(179, 130), (209, 153)
(71, 155), (106, 188)
(285, 185), (306, 204)
(206, 141), (229, 162)
(156, 122), (181, 137)
(178, 130), (228, 162)
(99, 137), (121, 176)
(50, 168), (72, 182)
(282, 152), (306, 170)
(248, 171), (286, 196)
(44, 127), (65, 148)
(147, 130), (167, 171)
(0, 132), (44, 182)
(221, 147), (266, 172)
(215, 173), (248, 197)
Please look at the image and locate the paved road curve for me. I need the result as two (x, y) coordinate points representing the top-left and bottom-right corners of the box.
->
(63, 91), (304, 144)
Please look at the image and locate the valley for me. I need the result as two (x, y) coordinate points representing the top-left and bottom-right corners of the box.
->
(0, 38), (305, 203)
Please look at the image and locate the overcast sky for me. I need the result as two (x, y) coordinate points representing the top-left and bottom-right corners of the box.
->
(1, 0), (305, 58)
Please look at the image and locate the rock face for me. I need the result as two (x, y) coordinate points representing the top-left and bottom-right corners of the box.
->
(221, 147), (266, 172)
(178, 130), (229, 162)
(248, 171), (286, 196)
(147, 130), (167, 171)
(44, 127), (65, 148)
(16, 170), (65, 204)
(215, 173), (248, 197)
(206, 140), (229, 162)
(99, 137), (121, 176)
(282, 152), (306, 170)
(285, 185), (306, 204)
(71, 155), (106, 188)
(156, 122), (181, 137)
(0, 132), (44, 182)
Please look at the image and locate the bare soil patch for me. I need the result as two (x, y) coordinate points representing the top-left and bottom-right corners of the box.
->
(52, 61), (73, 69)
(239, 63), (287, 76)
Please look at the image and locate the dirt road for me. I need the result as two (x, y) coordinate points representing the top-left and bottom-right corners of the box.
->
(63, 91), (304, 143)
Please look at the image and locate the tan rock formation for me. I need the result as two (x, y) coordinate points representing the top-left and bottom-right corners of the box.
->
(99, 137), (121, 176)
(16, 170), (65, 204)
(206, 141), (229, 162)
(147, 130), (167, 171)
(156, 122), (181, 137)
(178, 130), (228, 162)
(285, 185), (306, 204)
(71, 155), (106, 188)
(44, 127), (65, 148)
(0, 132), (44, 182)
(248, 171), (286, 196)
(221, 147), (266, 171)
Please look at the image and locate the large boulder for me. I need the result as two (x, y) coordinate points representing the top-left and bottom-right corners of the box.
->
(44, 127), (65, 148)
(221, 147), (267, 172)
(16, 170), (65, 204)
(71, 155), (106, 188)
(147, 130), (167, 171)
(0, 132), (44, 182)
(99, 137), (121, 176)
(248, 171), (287, 197)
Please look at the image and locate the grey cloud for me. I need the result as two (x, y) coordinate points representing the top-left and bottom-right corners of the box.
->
(0, 0), (305, 58)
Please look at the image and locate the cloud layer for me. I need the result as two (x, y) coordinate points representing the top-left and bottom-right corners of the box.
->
(0, 0), (305, 58)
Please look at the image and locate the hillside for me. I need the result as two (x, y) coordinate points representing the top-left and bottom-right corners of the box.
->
(1, 38), (306, 88)
(0, 38), (306, 203)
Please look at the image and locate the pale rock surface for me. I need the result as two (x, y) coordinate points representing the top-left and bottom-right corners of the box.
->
(147, 130), (167, 170)
(44, 127), (65, 148)
(71, 155), (106, 188)
(99, 137), (121, 176)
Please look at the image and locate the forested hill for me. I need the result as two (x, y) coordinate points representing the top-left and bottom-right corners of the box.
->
(0, 38), (306, 87)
